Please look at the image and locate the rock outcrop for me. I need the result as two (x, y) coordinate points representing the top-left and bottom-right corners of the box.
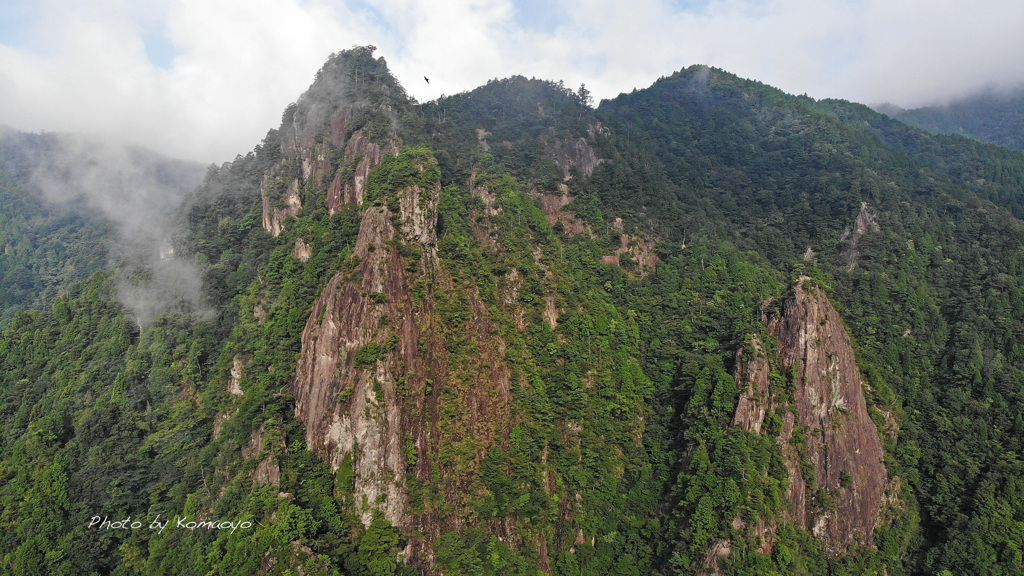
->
(841, 201), (880, 270)
(242, 424), (284, 487)
(291, 150), (516, 568)
(326, 130), (400, 214)
(227, 354), (244, 396)
(530, 183), (590, 237)
(292, 174), (440, 528)
(262, 177), (302, 237)
(551, 137), (601, 179)
(291, 238), (312, 262)
(733, 277), (887, 556)
(732, 337), (771, 434)
(600, 228), (660, 276)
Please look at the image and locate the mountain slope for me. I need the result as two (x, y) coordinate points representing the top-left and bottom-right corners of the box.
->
(5, 49), (1024, 576)
(882, 87), (1024, 151)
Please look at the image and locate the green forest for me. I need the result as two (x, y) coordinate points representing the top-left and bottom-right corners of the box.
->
(887, 88), (1024, 151)
(3, 46), (1024, 576)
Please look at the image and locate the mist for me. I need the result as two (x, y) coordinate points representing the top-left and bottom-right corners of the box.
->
(19, 131), (210, 326)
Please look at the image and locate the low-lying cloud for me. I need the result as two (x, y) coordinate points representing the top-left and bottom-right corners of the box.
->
(23, 132), (209, 326)
(1, 0), (1022, 164)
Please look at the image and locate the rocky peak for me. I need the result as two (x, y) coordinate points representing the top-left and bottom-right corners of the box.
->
(259, 46), (408, 236)
(281, 46), (409, 151)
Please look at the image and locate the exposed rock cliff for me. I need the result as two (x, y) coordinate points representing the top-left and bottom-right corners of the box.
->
(262, 176), (302, 237)
(292, 173), (440, 528)
(841, 201), (880, 270)
(599, 228), (660, 276)
(290, 153), (519, 570)
(262, 44), (406, 237)
(529, 183), (590, 237)
(732, 337), (771, 434)
(327, 130), (400, 214)
(227, 354), (244, 396)
(733, 277), (887, 556)
(291, 238), (312, 262)
(242, 423), (284, 487)
(552, 136), (602, 179)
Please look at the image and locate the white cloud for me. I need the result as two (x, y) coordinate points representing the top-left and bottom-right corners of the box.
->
(1, 0), (1022, 163)
(0, 0), (380, 162)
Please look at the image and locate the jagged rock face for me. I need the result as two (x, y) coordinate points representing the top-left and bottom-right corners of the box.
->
(262, 124), (401, 236)
(732, 337), (771, 434)
(773, 278), (887, 553)
(293, 150), (518, 570)
(552, 137), (601, 179)
(262, 177), (302, 237)
(263, 48), (406, 236)
(734, 277), (887, 556)
(300, 142), (335, 186)
(293, 179), (439, 528)
(327, 130), (400, 214)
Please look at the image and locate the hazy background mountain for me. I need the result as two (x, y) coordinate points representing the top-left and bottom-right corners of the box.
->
(878, 85), (1024, 151)
(0, 129), (206, 322)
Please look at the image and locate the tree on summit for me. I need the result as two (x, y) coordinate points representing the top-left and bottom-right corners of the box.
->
(577, 83), (593, 108)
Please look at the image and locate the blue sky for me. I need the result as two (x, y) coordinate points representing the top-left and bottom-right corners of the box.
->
(1, 0), (1022, 163)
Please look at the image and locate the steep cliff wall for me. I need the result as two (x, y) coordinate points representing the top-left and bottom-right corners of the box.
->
(262, 176), (302, 237)
(292, 176), (439, 528)
(264, 109), (397, 236)
(732, 336), (771, 434)
(529, 184), (590, 237)
(552, 136), (602, 179)
(326, 129), (400, 214)
(733, 277), (887, 556)
(291, 148), (516, 570)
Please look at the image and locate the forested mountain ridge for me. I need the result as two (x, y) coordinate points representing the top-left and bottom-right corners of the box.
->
(881, 86), (1024, 151)
(3, 47), (1024, 576)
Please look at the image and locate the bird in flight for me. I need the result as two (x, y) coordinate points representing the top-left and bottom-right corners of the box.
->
(424, 76), (430, 84)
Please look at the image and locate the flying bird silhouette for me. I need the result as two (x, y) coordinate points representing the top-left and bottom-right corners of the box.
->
(424, 76), (430, 84)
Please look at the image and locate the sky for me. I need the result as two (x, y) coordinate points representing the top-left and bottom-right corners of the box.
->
(1, 0), (1022, 164)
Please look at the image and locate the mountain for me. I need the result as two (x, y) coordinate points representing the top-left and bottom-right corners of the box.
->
(4, 47), (1024, 576)
(0, 130), (206, 321)
(880, 86), (1024, 151)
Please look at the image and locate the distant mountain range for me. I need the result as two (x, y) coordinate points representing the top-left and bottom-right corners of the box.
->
(877, 86), (1024, 150)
